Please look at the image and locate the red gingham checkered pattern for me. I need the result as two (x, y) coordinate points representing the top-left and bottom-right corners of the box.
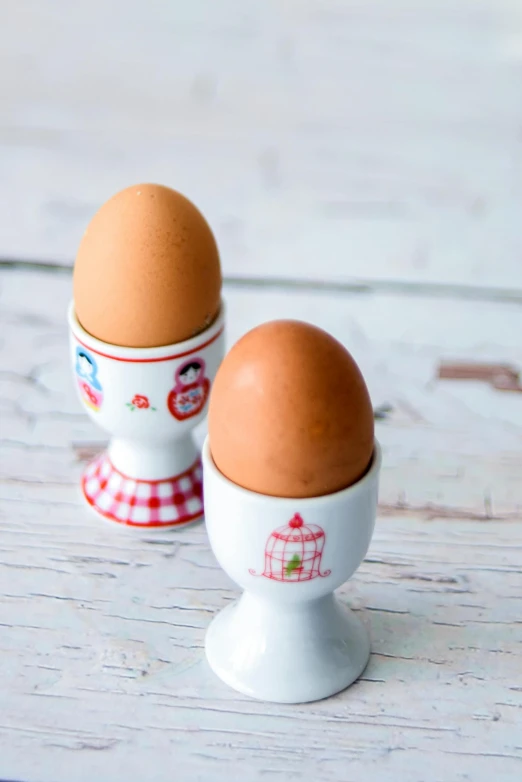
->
(81, 453), (204, 527)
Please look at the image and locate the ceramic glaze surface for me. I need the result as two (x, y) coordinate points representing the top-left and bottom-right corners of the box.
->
(206, 592), (370, 704)
(203, 438), (381, 702)
(68, 303), (225, 527)
(70, 304), (224, 447)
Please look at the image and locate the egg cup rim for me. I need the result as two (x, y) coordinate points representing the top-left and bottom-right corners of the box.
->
(202, 436), (381, 507)
(68, 300), (225, 360)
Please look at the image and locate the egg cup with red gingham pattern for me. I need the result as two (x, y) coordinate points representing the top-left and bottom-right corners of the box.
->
(203, 437), (382, 703)
(68, 302), (225, 529)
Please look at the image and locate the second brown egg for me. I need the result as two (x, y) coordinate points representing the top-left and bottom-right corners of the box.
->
(208, 320), (375, 498)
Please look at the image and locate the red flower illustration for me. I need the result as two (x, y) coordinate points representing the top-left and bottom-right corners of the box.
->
(132, 394), (149, 409)
(126, 394), (156, 412)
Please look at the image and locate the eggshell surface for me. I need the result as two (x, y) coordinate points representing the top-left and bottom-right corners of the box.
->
(73, 184), (222, 348)
(208, 320), (374, 498)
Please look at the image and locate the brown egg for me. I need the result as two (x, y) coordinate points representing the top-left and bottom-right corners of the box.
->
(73, 184), (222, 347)
(208, 320), (374, 498)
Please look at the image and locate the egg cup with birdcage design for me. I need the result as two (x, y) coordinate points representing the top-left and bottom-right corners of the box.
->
(202, 437), (382, 704)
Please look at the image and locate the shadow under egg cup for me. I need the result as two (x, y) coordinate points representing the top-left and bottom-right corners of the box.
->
(68, 303), (225, 529)
(202, 438), (381, 703)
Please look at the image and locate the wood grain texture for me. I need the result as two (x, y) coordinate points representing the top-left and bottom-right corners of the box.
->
(1, 0), (522, 292)
(0, 267), (521, 781)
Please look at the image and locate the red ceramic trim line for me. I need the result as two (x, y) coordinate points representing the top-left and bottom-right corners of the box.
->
(74, 324), (224, 363)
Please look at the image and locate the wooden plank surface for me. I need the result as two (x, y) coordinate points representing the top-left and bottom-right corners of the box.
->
(1, 0), (522, 291)
(1, 266), (521, 781)
(2, 268), (521, 516)
(2, 1), (522, 777)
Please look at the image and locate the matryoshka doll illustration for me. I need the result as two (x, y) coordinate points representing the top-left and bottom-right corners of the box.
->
(167, 358), (210, 421)
(75, 347), (104, 412)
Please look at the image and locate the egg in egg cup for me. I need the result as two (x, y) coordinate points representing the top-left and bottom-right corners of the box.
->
(69, 303), (225, 529)
(203, 438), (381, 703)
(202, 319), (380, 702)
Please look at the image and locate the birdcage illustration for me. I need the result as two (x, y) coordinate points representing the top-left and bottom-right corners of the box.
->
(249, 513), (331, 582)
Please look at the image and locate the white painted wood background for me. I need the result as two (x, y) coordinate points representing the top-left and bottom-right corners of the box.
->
(1, 1), (521, 781)
(1, 0), (522, 291)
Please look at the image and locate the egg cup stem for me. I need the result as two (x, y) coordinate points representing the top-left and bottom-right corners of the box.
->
(108, 434), (198, 481)
(206, 591), (370, 704)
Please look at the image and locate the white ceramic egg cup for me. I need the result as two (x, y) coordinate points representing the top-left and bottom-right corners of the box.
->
(203, 438), (381, 703)
(68, 303), (225, 530)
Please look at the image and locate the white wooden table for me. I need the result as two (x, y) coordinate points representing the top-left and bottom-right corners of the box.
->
(1, 2), (521, 780)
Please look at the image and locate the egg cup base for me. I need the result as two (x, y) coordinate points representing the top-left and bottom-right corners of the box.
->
(205, 591), (370, 704)
(80, 451), (204, 530)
